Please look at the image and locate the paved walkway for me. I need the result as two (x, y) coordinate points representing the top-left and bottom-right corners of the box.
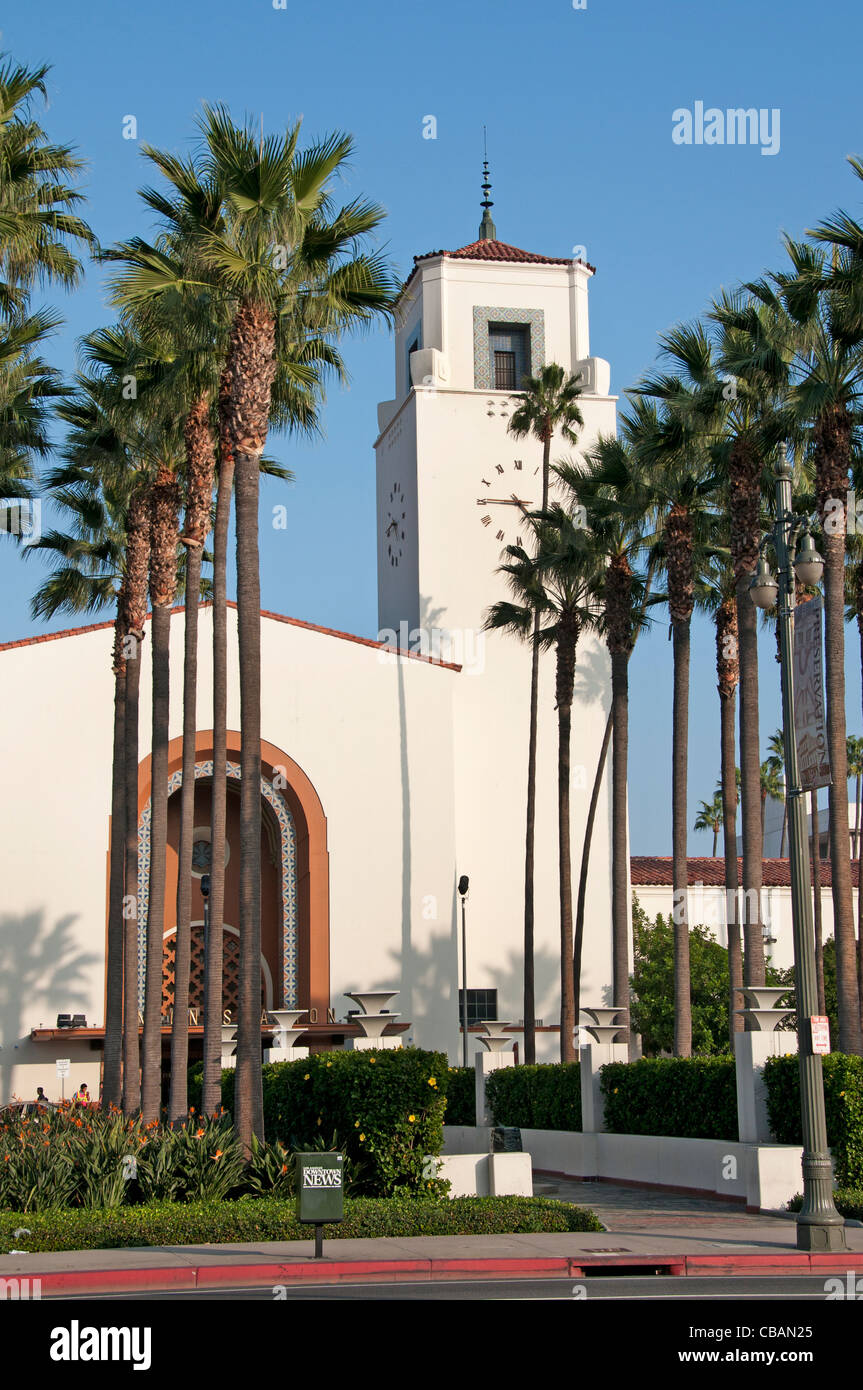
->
(1, 1177), (859, 1294)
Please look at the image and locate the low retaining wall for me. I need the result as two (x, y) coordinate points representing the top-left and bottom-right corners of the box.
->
(442, 1126), (806, 1211)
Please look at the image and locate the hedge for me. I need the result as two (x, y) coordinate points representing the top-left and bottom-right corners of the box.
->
(787, 1189), (863, 1222)
(485, 1064), (582, 1131)
(763, 1053), (863, 1188)
(442, 1068), (475, 1127)
(600, 1057), (738, 1141)
(0, 1195), (602, 1252)
(191, 1048), (449, 1197)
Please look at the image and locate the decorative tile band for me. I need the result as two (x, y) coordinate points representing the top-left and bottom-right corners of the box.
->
(473, 305), (546, 389)
(137, 761), (298, 1011)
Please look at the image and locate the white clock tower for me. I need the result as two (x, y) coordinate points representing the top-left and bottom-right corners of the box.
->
(374, 173), (621, 1056)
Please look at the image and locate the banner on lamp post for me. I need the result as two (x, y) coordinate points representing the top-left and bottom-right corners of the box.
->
(793, 596), (831, 791)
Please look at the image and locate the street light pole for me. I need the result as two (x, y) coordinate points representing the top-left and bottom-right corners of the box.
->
(458, 876), (469, 1068)
(751, 455), (845, 1252)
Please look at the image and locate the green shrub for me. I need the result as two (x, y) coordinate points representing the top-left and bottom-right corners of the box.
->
(442, 1068), (475, 1127)
(0, 1194), (602, 1252)
(600, 1057), (738, 1140)
(764, 1053), (863, 1187)
(787, 1188), (863, 1221)
(192, 1048), (449, 1197)
(485, 1064), (582, 1131)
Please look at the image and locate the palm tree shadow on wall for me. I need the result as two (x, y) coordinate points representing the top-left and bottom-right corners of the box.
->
(386, 932), (560, 1059)
(0, 911), (99, 1100)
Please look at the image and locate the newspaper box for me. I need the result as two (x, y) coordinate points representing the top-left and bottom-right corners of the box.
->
(296, 1152), (344, 1229)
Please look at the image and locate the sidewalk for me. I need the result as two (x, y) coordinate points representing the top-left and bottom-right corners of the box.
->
(2, 1177), (861, 1295)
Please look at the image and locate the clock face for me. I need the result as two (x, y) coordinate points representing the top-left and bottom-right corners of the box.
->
(385, 480), (406, 567)
(476, 457), (538, 548)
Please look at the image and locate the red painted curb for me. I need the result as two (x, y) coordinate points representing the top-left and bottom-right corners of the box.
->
(28, 1250), (863, 1296)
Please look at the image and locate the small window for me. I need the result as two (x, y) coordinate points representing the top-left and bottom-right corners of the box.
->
(458, 988), (498, 1028)
(489, 324), (529, 391)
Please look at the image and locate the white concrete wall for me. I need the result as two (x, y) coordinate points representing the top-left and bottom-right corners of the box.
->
(632, 882), (851, 973)
(0, 607), (463, 1100)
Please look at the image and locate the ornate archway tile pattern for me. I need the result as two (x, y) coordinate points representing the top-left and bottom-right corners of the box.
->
(137, 760), (298, 1011)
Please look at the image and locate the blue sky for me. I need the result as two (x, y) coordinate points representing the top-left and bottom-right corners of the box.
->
(2, 0), (862, 852)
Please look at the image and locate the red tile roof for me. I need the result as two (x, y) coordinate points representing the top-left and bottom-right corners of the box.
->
(0, 602), (461, 671)
(631, 856), (857, 889)
(402, 239), (595, 293)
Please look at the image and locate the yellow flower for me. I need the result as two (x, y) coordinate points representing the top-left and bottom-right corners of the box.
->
(428, 1077), (437, 1088)
(317, 1116), (322, 1126)
(613, 1088), (618, 1094)
(408, 1114), (416, 1123)
(359, 1133), (365, 1142)
(326, 1062), (332, 1068)
(369, 1057), (376, 1064)
(304, 1073), (310, 1081)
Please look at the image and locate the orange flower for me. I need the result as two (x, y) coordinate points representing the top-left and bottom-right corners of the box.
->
(196, 1128), (205, 1139)
(212, 1149), (223, 1161)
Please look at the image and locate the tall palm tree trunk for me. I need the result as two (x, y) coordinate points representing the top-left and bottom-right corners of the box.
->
(573, 709), (612, 1032)
(141, 468), (181, 1122)
(203, 368), (235, 1117)
(717, 593), (742, 1042)
(523, 626), (540, 1065)
(229, 301), (277, 1148)
(607, 551), (634, 1047)
(103, 619), (127, 1110)
(167, 540), (201, 1123)
(816, 411), (862, 1053)
(556, 622), (578, 1063)
(522, 435), (552, 1064)
(672, 618), (692, 1056)
(729, 437), (765, 993)
(811, 790), (826, 1016)
(668, 504), (693, 1057)
(169, 397), (215, 1123)
(122, 491), (149, 1115)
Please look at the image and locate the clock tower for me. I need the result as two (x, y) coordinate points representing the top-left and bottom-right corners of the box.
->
(374, 175), (621, 1054)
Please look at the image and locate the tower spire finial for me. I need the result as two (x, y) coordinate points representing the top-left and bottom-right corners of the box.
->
(479, 126), (497, 242)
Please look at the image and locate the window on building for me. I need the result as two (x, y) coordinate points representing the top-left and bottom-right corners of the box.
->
(489, 324), (529, 391)
(458, 988), (498, 1028)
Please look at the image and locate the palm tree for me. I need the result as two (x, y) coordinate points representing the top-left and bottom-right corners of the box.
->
(695, 551), (743, 1040)
(486, 504), (600, 1061)
(126, 108), (395, 1144)
(769, 237), (863, 1053)
(760, 759), (784, 836)
(506, 364), (584, 1063)
(555, 437), (653, 1042)
(766, 729), (788, 856)
(626, 369), (720, 1058)
(694, 792), (724, 856)
(846, 734), (863, 859)
(0, 53), (95, 320)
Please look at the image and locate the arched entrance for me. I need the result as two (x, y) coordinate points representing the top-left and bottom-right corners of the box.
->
(133, 732), (330, 1021)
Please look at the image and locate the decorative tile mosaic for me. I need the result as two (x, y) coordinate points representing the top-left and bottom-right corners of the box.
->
(137, 760), (298, 1010)
(473, 305), (546, 389)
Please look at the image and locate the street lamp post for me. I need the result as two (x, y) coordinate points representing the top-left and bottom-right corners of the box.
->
(458, 876), (469, 1068)
(749, 454), (846, 1251)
